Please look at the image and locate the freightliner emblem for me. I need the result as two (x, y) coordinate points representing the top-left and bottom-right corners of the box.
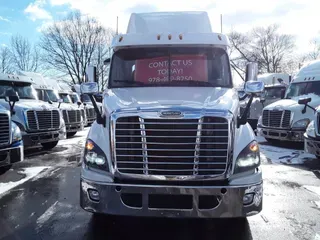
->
(159, 110), (183, 118)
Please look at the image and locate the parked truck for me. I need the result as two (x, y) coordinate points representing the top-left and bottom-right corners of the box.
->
(0, 103), (23, 173)
(74, 84), (97, 125)
(79, 12), (264, 219)
(0, 73), (66, 150)
(258, 60), (320, 142)
(20, 72), (85, 138)
(239, 73), (289, 130)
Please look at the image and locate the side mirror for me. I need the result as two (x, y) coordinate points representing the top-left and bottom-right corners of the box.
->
(77, 101), (82, 107)
(83, 102), (87, 106)
(260, 92), (266, 103)
(48, 100), (53, 104)
(85, 66), (97, 82)
(81, 82), (98, 94)
(298, 97), (311, 105)
(245, 62), (258, 82)
(58, 99), (63, 103)
(245, 81), (265, 94)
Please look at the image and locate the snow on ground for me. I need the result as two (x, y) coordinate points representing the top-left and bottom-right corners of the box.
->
(257, 136), (315, 164)
(36, 201), (58, 230)
(304, 185), (320, 196)
(0, 167), (48, 196)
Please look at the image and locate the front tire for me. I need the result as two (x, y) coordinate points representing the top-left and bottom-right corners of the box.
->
(41, 141), (59, 150)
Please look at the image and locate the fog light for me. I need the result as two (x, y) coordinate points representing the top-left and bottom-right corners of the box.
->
(88, 189), (100, 202)
(243, 193), (254, 205)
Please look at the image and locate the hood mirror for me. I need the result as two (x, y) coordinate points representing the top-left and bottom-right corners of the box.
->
(5, 91), (19, 116)
(245, 62), (258, 82)
(298, 97), (316, 114)
(77, 101), (82, 107)
(58, 98), (63, 108)
(245, 81), (265, 94)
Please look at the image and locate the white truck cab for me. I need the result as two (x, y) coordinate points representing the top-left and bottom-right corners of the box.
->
(79, 12), (264, 219)
(0, 73), (66, 149)
(240, 73), (289, 130)
(74, 84), (97, 125)
(258, 60), (320, 142)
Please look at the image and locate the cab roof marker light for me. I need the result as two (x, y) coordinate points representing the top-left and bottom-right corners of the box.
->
(179, 34), (183, 40)
(157, 34), (161, 40)
(218, 35), (222, 41)
(168, 34), (172, 40)
(119, 36), (123, 42)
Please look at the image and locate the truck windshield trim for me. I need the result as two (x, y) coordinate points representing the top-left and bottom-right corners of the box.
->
(0, 81), (37, 100)
(44, 89), (60, 102)
(108, 47), (233, 88)
(285, 81), (320, 99)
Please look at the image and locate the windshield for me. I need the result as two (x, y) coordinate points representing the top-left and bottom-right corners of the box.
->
(0, 81), (37, 99)
(70, 93), (80, 103)
(81, 94), (91, 102)
(59, 93), (72, 103)
(44, 90), (60, 102)
(265, 87), (286, 99)
(285, 81), (320, 99)
(109, 47), (232, 88)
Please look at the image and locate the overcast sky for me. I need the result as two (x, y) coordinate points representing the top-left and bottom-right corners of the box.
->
(0, 0), (320, 53)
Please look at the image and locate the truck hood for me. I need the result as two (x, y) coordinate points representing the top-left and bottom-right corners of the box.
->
(104, 87), (238, 115)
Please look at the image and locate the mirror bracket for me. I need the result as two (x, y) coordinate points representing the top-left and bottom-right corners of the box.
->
(88, 94), (105, 127)
(237, 94), (255, 128)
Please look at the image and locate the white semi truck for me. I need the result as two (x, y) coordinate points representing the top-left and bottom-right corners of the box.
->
(240, 73), (289, 130)
(20, 72), (85, 138)
(258, 60), (320, 142)
(0, 73), (66, 149)
(79, 12), (264, 219)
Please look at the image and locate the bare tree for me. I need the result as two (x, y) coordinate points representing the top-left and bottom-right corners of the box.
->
(229, 24), (295, 78)
(0, 47), (13, 73)
(40, 11), (114, 85)
(305, 38), (320, 61)
(10, 34), (39, 72)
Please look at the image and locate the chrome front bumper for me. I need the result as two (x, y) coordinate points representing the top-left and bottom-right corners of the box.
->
(80, 170), (263, 218)
(257, 126), (304, 142)
(0, 141), (24, 167)
(22, 129), (65, 147)
(304, 134), (320, 157)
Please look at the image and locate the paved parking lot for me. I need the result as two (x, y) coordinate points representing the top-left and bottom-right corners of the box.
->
(0, 128), (320, 240)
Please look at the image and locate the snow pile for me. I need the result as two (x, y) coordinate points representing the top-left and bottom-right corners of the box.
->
(0, 167), (48, 196)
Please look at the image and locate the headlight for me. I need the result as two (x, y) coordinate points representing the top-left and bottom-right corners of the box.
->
(84, 139), (109, 171)
(234, 141), (260, 174)
(306, 120), (315, 137)
(292, 118), (310, 130)
(11, 122), (22, 142)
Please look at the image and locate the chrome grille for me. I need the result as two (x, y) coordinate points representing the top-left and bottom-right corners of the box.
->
(62, 110), (81, 124)
(262, 110), (291, 128)
(27, 110), (60, 131)
(0, 113), (10, 145)
(86, 108), (96, 119)
(115, 116), (229, 176)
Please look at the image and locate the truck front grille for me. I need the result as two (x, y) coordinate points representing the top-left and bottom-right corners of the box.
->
(115, 116), (229, 176)
(0, 113), (10, 145)
(27, 110), (60, 131)
(86, 108), (96, 119)
(262, 110), (291, 128)
(62, 110), (81, 124)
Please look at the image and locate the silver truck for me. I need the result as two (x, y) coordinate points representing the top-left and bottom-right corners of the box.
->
(0, 102), (23, 172)
(0, 73), (66, 150)
(79, 11), (264, 219)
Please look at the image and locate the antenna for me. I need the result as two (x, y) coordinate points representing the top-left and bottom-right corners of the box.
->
(116, 16), (119, 35)
(220, 14), (223, 33)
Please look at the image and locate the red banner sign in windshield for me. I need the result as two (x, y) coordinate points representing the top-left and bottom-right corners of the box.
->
(134, 55), (208, 83)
